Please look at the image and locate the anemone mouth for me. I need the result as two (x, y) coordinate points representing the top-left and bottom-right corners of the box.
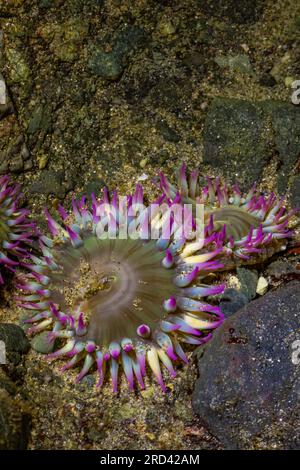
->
(204, 206), (260, 241)
(46, 236), (174, 348)
(160, 164), (295, 260)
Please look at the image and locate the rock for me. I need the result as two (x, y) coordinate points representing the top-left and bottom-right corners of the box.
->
(88, 49), (124, 80)
(203, 98), (271, 188)
(259, 73), (277, 87)
(0, 74), (6, 105)
(256, 276), (268, 295)
(27, 104), (52, 134)
(199, 0), (264, 24)
(157, 19), (176, 36)
(5, 46), (30, 85)
(156, 120), (181, 143)
(203, 98), (300, 190)
(236, 267), (258, 301)
(0, 323), (30, 383)
(266, 260), (298, 279)
(29, 170), (66, 198)
(88, 26), (146, 80)
(220, 288), (249, 317)
(0, 369), (17, 396)
(290, 174), (300, 209)
(265, 101), (300, 193)
(2, 133), (31, 174)
(0, 324), (30, 365)
(31, 331), (55, 354)
(0, 389), (31, 450)
(215, 54), (253, 75)
(192, 281), (300, 449)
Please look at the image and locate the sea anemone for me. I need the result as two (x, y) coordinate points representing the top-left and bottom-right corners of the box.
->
(0, 175), (34, 284)
(17, 186), (225, 392)
(160, 164), (296, 264)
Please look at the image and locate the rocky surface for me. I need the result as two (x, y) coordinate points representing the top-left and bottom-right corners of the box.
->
(192, 281), (300, 450)
(203, 98), (300, 190)
(0, 0), (299, 451)
(0, 324), (31, 449)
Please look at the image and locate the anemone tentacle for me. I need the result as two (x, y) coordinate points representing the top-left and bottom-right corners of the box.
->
(17, 185), (224, 392)
(159, 164), (296, 264)
(0, 175), (35, 284)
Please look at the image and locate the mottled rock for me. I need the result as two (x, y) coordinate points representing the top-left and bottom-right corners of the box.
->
(5, 46), (30, 84)
(200, 0), (264, 24)
(0, 369), (17, 396)
(88, 26), (146, 80)
(220, 288), (249, 317)
(266, 260), (298, 279)
(156, 120), (181, 143)
(290, 174), (300, 209)
(0, 323), (30, 384)
(0, 389), (31, 450)
(0, 324), (30, 363)
(0, 73), (6, 105)
(265, 101), (300, 193)
(203, 98), (270, 187)
(193, 281), (300, 449)
(215, 54), (253, 75)
(29, 170), (66, 198)
(27, 104), (52, 134)
(203, 98), (300, 190)
(236, 267), (258, 301)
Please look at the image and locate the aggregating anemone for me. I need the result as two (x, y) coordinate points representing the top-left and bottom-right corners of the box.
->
(0, 175), (34, 284)
(160, 164), (296, 265)
(15, 165), (297, 393)
(17, 185), (225, 392)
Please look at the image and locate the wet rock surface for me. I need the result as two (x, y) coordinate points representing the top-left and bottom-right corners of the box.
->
(0, 388), (31, 450)
(0, 323), (30, 367)
(220, 288), (249, 317)
(192, 281), (300, 449)
(0, 324), (31, 449)
(203, 98), (300, 190)
(0, 0), (299, 451)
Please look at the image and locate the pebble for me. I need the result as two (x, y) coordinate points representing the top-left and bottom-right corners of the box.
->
(0, 74), (6, 105)
(256, 276), (268, 295)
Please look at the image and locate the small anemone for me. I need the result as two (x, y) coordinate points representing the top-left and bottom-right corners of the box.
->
(0, 175), (34, 284)
(16, 186), (225, 392)
(160, 163), (297, 263)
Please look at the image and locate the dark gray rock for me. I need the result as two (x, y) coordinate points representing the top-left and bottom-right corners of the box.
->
(236, 267), (258, 301)
(192, 281), (300, 449)
(88, 26), (147, 80)
(199, 0), (264, 24)
(265, 101), (300, 193)
(203, 98), (300, 191)
(203, 98), (271, 188)
(220, 288), (249, 317)
(266, 260), (298, 279)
